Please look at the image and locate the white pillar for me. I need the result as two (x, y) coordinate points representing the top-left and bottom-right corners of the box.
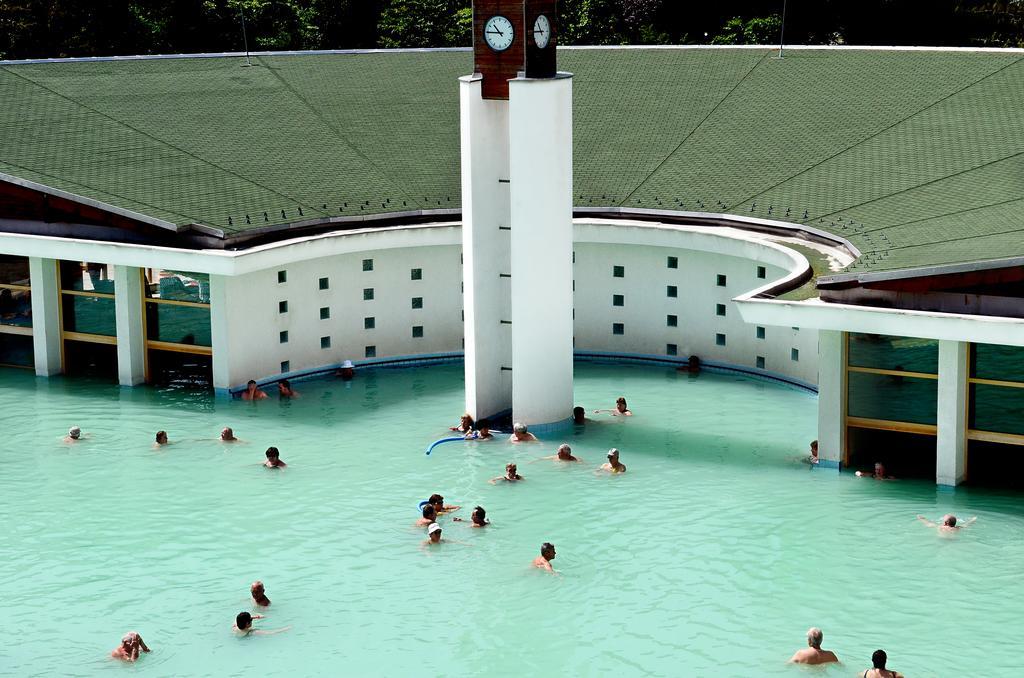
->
(28, 257), (62, 376)
(114, 265), (146, 386)
(209, 273), (233, 393)
(936, 340), (967, 486)
(816, 329), (846, 469)
(460, 74), (513, 420)
(509, 73), (574, 427)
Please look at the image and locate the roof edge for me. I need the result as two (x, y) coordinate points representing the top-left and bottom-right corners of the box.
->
(819, 255), (1024, 287)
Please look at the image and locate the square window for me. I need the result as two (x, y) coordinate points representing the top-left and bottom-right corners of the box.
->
(320, 307), (330, 320)
(412, 325), (424, 338)
(319, 277), (329, 290)
(792, 326), (800, 331)
(364, 317), (375, 329)
(717, 274), (727, 287)
(365, 345), (376, 358)
(278, 300), (288, 314)
(277, 270), (287, 284)
(411, 268), (422, 281)
(612, 294), (624, 307)
(412, 297), (423, 309)
(667, 285), (678, 298)
(667, 256), (678, 269)
(716, 304), (726, 317)
(612, 323), (625, 335)
(279, 330), (289, 344)
(791, 348), (800, 361)
(320, 336), (331, 350)
(756, 356), (765, 369)
(280, 360), (290, 373)
(716, 333), (726, 346)
(613, 265), (624, 278)
(666, 343), (678, 356)
(756, 266), (766, 279)
(363, 288), (374, 301)
(756, 326), (766, 340)
(667, 314), (678, 327)
(362, 259), (373, 271)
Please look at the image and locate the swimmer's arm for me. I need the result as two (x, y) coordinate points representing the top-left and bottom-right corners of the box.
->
(443, 505), (461, 512)
(136, 636), (151, 653)
(962, 516), (977, 527)
(916, 515), (937, 527)
(488, 477), (504, 484)
(254, 626), (291, 636)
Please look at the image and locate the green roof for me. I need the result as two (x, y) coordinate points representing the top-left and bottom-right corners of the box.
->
(1, 47), (1022, 275)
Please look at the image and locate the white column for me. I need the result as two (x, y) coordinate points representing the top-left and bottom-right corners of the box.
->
(113, 265), (146, 386)
(460, 74), (513, 420)
(209, 273), (233, 393)
(28, 257), (62, 376)
(936, 340), (967, 486)
(509, 74), (574, 427)
(816, 329), (846, 469)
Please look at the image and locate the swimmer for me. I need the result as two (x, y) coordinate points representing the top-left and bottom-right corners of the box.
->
(573, 406), (586, 425)
(453, 505), (489, 527)
(416, 503), (437, 526)
(153, 430), (169, 447)
(241, 379), (268, 401)
(540, 444), (581, 462)
(250, 580), (271, 607)
(917, 513), (976, 532)
(110, 632), (150, 662)
(807, 440), (819, 464)
(595, 397), (632, 416)
(429, 493), (461, 514)
(450, 413), (474, 434)
(532, 542), (556, 572)
(424, 522), (443, 545)
(490, 463), (524, 484)
(856, 462), (894, 479)
(862, 649), (903, 678)
(220, 427), (238, 442)
(234, 611), (289, 636)
(337, 359), (355, 381)
(465, 418), (493, 440)
(599, 448), (627, 473)
(509, 422), (538, 443)
(64, 426), (82, 443)
(789, 627), (839, 665)
(278, 379), (299, 398)
(264, 446), (287, 468)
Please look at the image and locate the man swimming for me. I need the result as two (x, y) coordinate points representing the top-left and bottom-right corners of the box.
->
(453, 506), (489, 527)
(789, 627), (839, 665)
(250, 580), (271, 607)
(917, 513), (976, 532)
(542, 444), (581, 462)
(573, 406), (586, 425)
(234, 611), (290, 636)
(278, 380), (299, 398)
(154, 430), (169, 447)
(264, 447), (287, 468)
(532, 542), (556, 572)
(241, 379), (268, 401)
(64, 426), (82, 443)
(416, 503), (437, 526)
(509, 422), (538, 443)
(490, 463), (524, 484)
(429, 493), (461, 514)
(220, 427), (238, 442)
(111, 632), (150, 661)
(856, 462), (894, 479)
(594, 397), (632, 416)
(465, 418), (493, 440)
(861, 649), (903, 677)
(599, 448), (627, 473)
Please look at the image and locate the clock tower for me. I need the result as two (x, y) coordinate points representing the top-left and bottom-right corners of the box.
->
(462, 0), (573, 430)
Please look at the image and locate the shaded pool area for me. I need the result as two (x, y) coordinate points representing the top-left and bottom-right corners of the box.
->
(2, 362), (1023, 676)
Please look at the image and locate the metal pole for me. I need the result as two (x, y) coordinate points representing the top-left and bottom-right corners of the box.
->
(241, 10), (252, 66)
(779, 0), (788, 58)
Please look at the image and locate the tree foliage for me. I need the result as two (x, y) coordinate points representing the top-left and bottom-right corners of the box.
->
(0, 0), (1020, 60)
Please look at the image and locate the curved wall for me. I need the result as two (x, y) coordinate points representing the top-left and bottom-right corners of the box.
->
(221, 219), (820, 391)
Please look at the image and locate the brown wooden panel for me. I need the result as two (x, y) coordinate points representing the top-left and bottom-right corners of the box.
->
(474, 0), (525, 99)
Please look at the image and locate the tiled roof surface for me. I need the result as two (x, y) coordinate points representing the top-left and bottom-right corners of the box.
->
(1, 48), (1022, 274)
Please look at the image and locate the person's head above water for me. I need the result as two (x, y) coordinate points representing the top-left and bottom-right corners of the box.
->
(460, 413), (474, 428)
(155, 430), (168, 444)
(806, 627), (823, 649)
(506, 463), (518, 476)
(540, 542), (556, 560)
(607, 448), (620, 461)
(810, 440), (818, 455)
(428, 493), (443, 507)
(476, 418), (490, 433)
(247, 379), (257, 389)
(266, 446), (280, 459)
(943, 514), (957, 527)
(221, 427), (235, 441)
(236, 611), (253, 630)
(472, 506), (486, 525)
(871, 649), (888, 669)
(427, 522), (442, 542)
(513, 422), (527, 434)
(616, 397), (628, 411)
(68, 426), (81, 440)
(279, 379), (294, 395)
(874, 462), (886, 476)
(573, 406), (585, 424)
(250, 580), (266, 600)
(422, 503), (437, 520)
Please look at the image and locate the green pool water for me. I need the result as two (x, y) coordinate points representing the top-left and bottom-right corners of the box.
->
(2, 362), (1023, 677)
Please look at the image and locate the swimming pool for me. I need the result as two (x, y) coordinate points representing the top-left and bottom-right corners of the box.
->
(2, 362), (1022, 676)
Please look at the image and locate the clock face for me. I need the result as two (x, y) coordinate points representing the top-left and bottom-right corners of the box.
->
(483, 15), (514, 52)
(533, 14), (551, 49)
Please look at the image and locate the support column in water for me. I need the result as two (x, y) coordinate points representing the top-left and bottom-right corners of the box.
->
(508, 73), (574, 428)
(28, 256), (62, 377)
(816, 329), (846, 469)
(114, 265), (146, 386)
(936, 339), (967, 486)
